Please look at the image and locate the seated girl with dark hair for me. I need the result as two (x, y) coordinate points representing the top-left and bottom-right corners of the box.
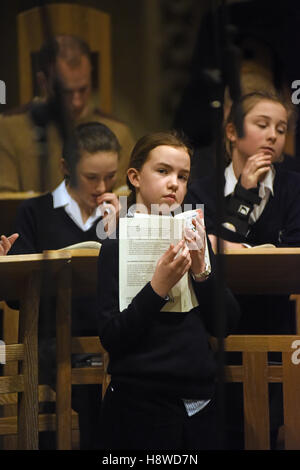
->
(11, 121), (121, 255)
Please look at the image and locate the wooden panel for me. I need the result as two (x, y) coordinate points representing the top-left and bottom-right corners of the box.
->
(55, 263), (72, 450)
(38, 385), (56, 402)
(17, 271), (40, 450)
(267, 365), (283, 382)
(2, 297), (20, 448)
(224, 365), (244, 382)
(0, 416), (19, 435)
(45, 249), (100, 296)
(38, 412), (79, 433)
(3, 344), (24, 362)
(243, 351), (270, 449)
(0, 394), (18, 406)
(69, 251), (100, 296)
(223, 335), (300, 449)
(225, 335), (300, 352)
(225, 364), (283, 383)
(0, 385), (56, 406)
(1, 301), (19, 362)
(0, 376), (24, 394)
(18, 4), (112, 113)
(224, 249), (300, 294)
(0, 254), (71, 449)
(0, 412), (79, 435)
(0, 252), (71, 301)
(282, 351), (300, 449)
(72, 367), (104, 385)
(71, 336), (105, 354)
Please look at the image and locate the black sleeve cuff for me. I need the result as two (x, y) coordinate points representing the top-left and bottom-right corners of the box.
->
(133, 281), (170, 316)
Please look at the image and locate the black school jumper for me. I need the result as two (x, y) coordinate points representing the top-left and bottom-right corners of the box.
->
(97, 234), (240, 450)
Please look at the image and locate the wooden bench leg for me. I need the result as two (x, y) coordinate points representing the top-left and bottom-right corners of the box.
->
(56, 263), (72, 450)
(18, 272), (40, 450)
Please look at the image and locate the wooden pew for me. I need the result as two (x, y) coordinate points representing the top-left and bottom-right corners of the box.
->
(223, 335), (300, 450)
(0, 252), (70, 449)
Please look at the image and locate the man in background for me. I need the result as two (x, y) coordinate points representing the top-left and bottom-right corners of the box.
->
(0, 35), (135, 192)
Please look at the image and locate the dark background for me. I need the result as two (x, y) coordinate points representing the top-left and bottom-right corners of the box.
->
(1, 0), (300, 152)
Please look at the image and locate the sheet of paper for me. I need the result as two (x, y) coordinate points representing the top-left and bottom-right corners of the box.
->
(119, 213), (210, 312)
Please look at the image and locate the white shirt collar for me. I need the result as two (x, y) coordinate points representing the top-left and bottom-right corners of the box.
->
(52, 180), (71, 208)
(52, 180), (102, 231)
(224, 161), (275, 199)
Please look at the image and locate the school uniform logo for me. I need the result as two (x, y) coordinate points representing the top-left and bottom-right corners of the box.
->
(238, 204), (250, 217)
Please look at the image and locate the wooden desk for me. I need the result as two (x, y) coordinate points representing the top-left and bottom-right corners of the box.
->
(0, 252), (71, 449)
(224, 248), (300, 294)
(44, 248), (100, 450)
(221, 248), (300, 449)
(68, 248), (100, 295)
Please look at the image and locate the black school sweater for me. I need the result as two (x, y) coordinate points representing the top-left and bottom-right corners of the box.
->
(185, 167), (300, 247)
(10, 192), (100, 254)
(97, 235), (240, 399)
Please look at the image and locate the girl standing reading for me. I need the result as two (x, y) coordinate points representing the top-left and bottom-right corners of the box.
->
(97, 131), (240, 450)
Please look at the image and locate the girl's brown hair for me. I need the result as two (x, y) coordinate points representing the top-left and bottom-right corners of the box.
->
(224, 90), (295, 162)
(63, 121), (121, 186)
(126, 130), (193, 205)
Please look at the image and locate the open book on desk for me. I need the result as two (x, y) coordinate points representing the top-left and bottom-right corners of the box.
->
(119, 210), (211, 313)
(58, 241), (101, 251)
(247, 244), (275, 249)
(56, 241), (102, 257)
(41, 241), (102, 263)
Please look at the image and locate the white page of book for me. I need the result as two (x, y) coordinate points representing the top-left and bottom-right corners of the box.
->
(119, 212), (209, 313)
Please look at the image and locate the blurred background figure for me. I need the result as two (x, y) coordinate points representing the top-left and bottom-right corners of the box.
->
(0, 34), (135, 193)
(173, 0), (300, 180)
